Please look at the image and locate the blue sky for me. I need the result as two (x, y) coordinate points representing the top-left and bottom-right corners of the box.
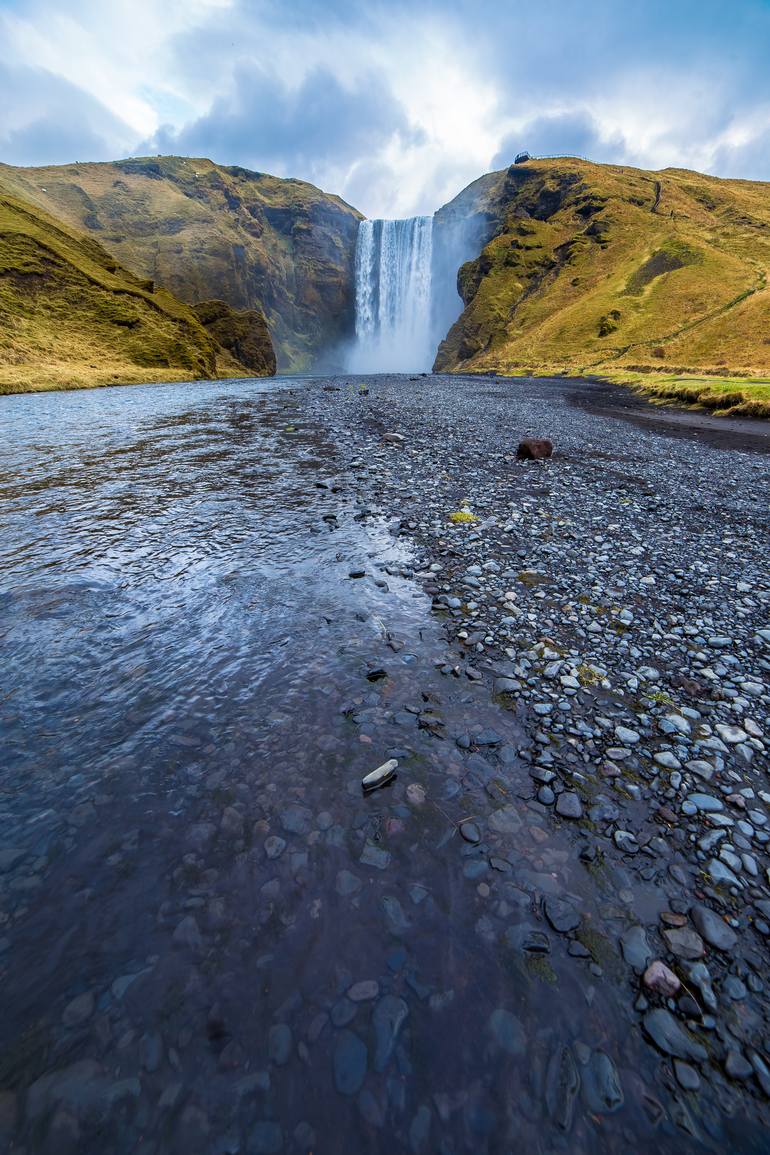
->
(1, 0), (769, 216)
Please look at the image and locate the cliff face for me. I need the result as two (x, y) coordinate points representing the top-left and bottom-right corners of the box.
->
(193, 299), (276, 377)
(433, 159), (770, 379)
(0, 156), (363, 372)
(0, 181), (270, 394)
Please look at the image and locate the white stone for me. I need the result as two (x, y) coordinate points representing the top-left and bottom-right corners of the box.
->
(362, 759), (398, 791)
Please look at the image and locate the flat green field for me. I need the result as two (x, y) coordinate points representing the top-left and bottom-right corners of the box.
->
(606, 372), (770, 418)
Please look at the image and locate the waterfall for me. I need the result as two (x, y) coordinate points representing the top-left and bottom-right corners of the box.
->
(349, 216), (434, 372)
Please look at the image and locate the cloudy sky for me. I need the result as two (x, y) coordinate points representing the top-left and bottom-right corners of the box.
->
(2, 0), (770, 217)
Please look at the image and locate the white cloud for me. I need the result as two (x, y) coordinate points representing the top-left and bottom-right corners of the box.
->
(2, 0), (770, 213)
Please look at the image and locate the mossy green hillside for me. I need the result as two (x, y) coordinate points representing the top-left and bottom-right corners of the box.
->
(0, 182), (272, 394)
(434, 159), (770, 386)
(0, 156), (363, 371)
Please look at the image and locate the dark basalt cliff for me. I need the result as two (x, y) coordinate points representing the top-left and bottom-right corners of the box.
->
(0, 156), (363, 372)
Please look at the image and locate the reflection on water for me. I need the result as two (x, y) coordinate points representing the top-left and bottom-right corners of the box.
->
(0, 378), (729, 1152)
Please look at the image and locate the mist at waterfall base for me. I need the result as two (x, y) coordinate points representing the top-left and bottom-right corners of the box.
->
(345, 207), (486, 374)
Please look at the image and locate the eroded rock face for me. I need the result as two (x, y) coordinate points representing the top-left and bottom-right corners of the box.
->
(193, 299), (276, 376)
(1, 156), (362, 372)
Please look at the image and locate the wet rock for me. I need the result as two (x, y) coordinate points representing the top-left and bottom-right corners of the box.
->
(335, 870), (362, 897)
(643, 961), (681, 997)
(26, 1059), (107, 1121)
(362, 759), (398, 792)
(220, 806), (244, 837)
(372, 995), (408, 1071)
(488, 805), (523, 833)
(674, 1061), (700, 1091)
(360, 843), (391, 870)
(620, 926), (652, 971)
(614, 830), (639, 854)
(264, 836), (286, 860)
(544, 896), (581, 934)
(172, 915), (202, 950)
(280, 804), (313, 834)
(662, 927), (704, 960)
(249, 1121), (284, 1153)
(334, 1030), (368, 1095)
(555, 792), (582, 819)
(690, 904), (738, 950)
(581, 1051), (623, 1114)
(487, 1008), (526, 1056)
(725, 1049), (754, 1081)
(545, 1046), (580, 1131)
(0, 847), (30, 879)
(269, 1024), (292, 1066)
(459, 820), (481, 844)
(409, 1103), (431, 1152)
(642, 1009), (707, 1061)
(62, 990), (95, 1027)
(348, 980), (379, 1002)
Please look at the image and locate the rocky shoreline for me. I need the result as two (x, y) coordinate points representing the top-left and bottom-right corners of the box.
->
(300, 372), (770, 1122)
(2, 371), (769, 1152)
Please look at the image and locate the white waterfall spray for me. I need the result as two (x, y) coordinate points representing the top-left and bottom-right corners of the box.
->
(349, 216), (434, 372)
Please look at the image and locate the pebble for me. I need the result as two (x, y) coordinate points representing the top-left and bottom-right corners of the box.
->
(643, 961), (681, 996)
(362, 759), (398, 791)
(555, 792), (582, 819)
(690, 904), (738, 950)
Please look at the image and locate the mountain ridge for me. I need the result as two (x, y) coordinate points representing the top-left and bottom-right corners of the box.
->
(0, 155), (362, 372)
(0, 179), (275, 394)
(433, 157), (770, 381)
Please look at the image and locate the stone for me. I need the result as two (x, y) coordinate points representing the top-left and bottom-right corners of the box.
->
(643, 961), (681, 997)
(674, 1061), (700, 1091)
(62, 991), (95, 1027)
(581, 1051), (623, 1113)
(556, 792), (582, 819)
(268, 1024), (292, 1066)
(360, 843), (391, 870)
(487, 1008), (526, 1056)
(716, 724), (748, 745)
(544, 897), (581, 934)
(333, 1030), (368, 1095)
(613, 830), (639, 854)
(516, 438), (553, 461)
(545, 1046), (580, 1131)
(662, 927), (705, 961)
(642, 1009), (707, 1061)
(362, 759), (398, 792)
(249, 1121), (284, 1153)
(381, 433), (405, 445)
(620, 926), (651, 970)
(725, 1050), (754, 1081)
(172, 916), (202, 951)
(690, 904), (738, 951)
(459, 821), (481, 844)
(265, 836), (286, 860)
(372, 995), (408, 1071)
(348, 980), (379, 1002)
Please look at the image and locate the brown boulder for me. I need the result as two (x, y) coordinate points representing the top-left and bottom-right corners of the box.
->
(516, 438), (553, 461)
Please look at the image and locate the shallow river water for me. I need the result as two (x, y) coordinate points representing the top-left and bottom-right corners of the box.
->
(0, 377), (759, 1153)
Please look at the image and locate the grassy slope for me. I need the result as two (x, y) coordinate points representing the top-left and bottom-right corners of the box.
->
(434, 159), (770, 413)
(0, 181), (268, 395)
(0, 156), (363, 371)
